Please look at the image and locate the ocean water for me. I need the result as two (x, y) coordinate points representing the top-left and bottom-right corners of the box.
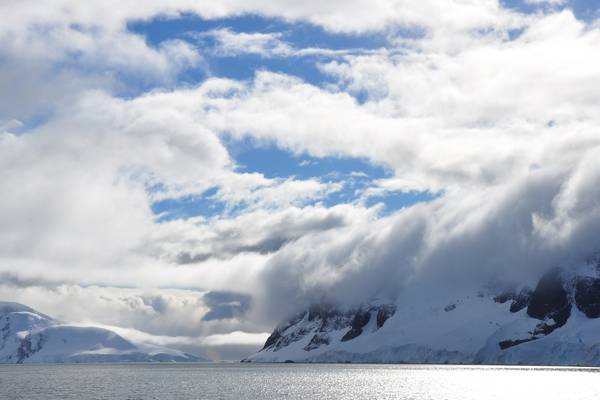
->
(0, 363), (599, 399)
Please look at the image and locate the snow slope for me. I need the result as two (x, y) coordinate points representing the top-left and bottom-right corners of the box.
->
(245, 261), (600, 366)
(0, 302), (205, 363)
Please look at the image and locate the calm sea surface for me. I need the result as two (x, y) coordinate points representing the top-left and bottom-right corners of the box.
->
(1, 363), (599, 399)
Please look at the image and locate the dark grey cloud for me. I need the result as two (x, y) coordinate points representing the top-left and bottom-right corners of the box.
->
(166, 208), (350, 264)
(0, 272), (64, 289)
(142, 295), (171, 314)
(176, 237), (290, 264)
(202, 291), (252, 321)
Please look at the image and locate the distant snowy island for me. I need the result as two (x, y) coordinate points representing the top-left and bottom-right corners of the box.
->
(0, 302), (206, 363)
(245, 259), (600, 366)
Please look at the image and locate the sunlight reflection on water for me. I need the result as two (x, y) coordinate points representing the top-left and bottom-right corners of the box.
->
(0, 363), (598, 400)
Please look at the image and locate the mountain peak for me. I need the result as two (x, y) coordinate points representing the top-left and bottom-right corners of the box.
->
(0, 301), (207, 363)
(0, 301), (54, 321)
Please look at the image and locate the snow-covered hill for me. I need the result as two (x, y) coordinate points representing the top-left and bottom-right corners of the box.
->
(245, 260), (600, 366)
(0, 302), (205, 363)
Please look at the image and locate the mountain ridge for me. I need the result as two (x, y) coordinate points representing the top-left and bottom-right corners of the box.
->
(0, 301), (206, 363)
(245, 259), (600, 366)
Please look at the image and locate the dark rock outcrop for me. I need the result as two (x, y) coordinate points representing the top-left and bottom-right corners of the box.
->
(493, 287), (531, 313)
(498, 337), (537, 350)
(376, 304), (396, 328)
(308, 305), (335, 322)
(493, 290), (516, 304)
(262, 329), (282, 350)
(262, 311), (308, 351)
(341, 311), (371, 342)
(15, 334), (45, 364)
(496, 269), (573, 351)
(304, 333), (330, 351)
(527, 268), (571, 327)
(575, 277), (600, 318)
(257, 302), (401, 355)
(444, 303), (456, 312)
(509, 288), (532, 313)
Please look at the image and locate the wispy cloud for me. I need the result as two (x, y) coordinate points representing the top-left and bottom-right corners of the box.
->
(191, 28), (373, 59)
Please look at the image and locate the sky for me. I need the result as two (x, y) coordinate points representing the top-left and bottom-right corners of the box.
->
(2, 0), (600, 360)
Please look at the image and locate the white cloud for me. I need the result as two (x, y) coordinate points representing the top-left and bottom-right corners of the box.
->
(214, 177), (343, 212)
(0, 84), (355, 292)
(197, 29), (294, 57)
(200, 331), (270, 346)
(195, 28), (372, 59)
(0, 0), (523, 36)
(196, 11), (600, 194)
(148, 204), (375, 264)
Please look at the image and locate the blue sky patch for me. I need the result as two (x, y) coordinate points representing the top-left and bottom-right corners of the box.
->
(366, 190), (441, 215)
(127, 14), (387, 87)
(150, 139), (439, 221)
(227, 138), (390, 180)
(501, 0), (600, 21)
(151, 187), (225, 222)
(128, 14), (386, 52)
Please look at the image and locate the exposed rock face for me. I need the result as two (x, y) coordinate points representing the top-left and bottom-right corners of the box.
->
(341, 311), (371, 342)
(493, 291), (514, 304)
(493, 287), (532, 313)
(261, 311), (308, 351)
(259, 303), (396, 353)
(509, 289), (531, 313)
(304, 333), (330, 351)
(527, 268), (571, 323)
(496, 269), (572, 349)
(526, 268), (571, 338)
(492, 269), (572, 334)
(16, 334), (46, 364)
(376, 304), (396, 328)
(575, 277), (600, 318)
(261, 330), (282, 351)
(498, 338), (536, 350)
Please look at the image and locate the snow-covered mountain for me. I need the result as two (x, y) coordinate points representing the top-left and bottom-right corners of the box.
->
(0, 302), (205, 363)
(245, 260), (600, 366)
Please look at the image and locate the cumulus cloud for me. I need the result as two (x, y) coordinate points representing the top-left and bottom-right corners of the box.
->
(198, 11), (600, 194)
(0, 5), (203, 122)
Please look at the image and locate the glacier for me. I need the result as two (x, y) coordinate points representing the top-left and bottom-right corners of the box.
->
(0, 302), (206, 363)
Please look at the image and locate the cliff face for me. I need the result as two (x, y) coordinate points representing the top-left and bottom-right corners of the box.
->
(245, 260), (600, 366)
